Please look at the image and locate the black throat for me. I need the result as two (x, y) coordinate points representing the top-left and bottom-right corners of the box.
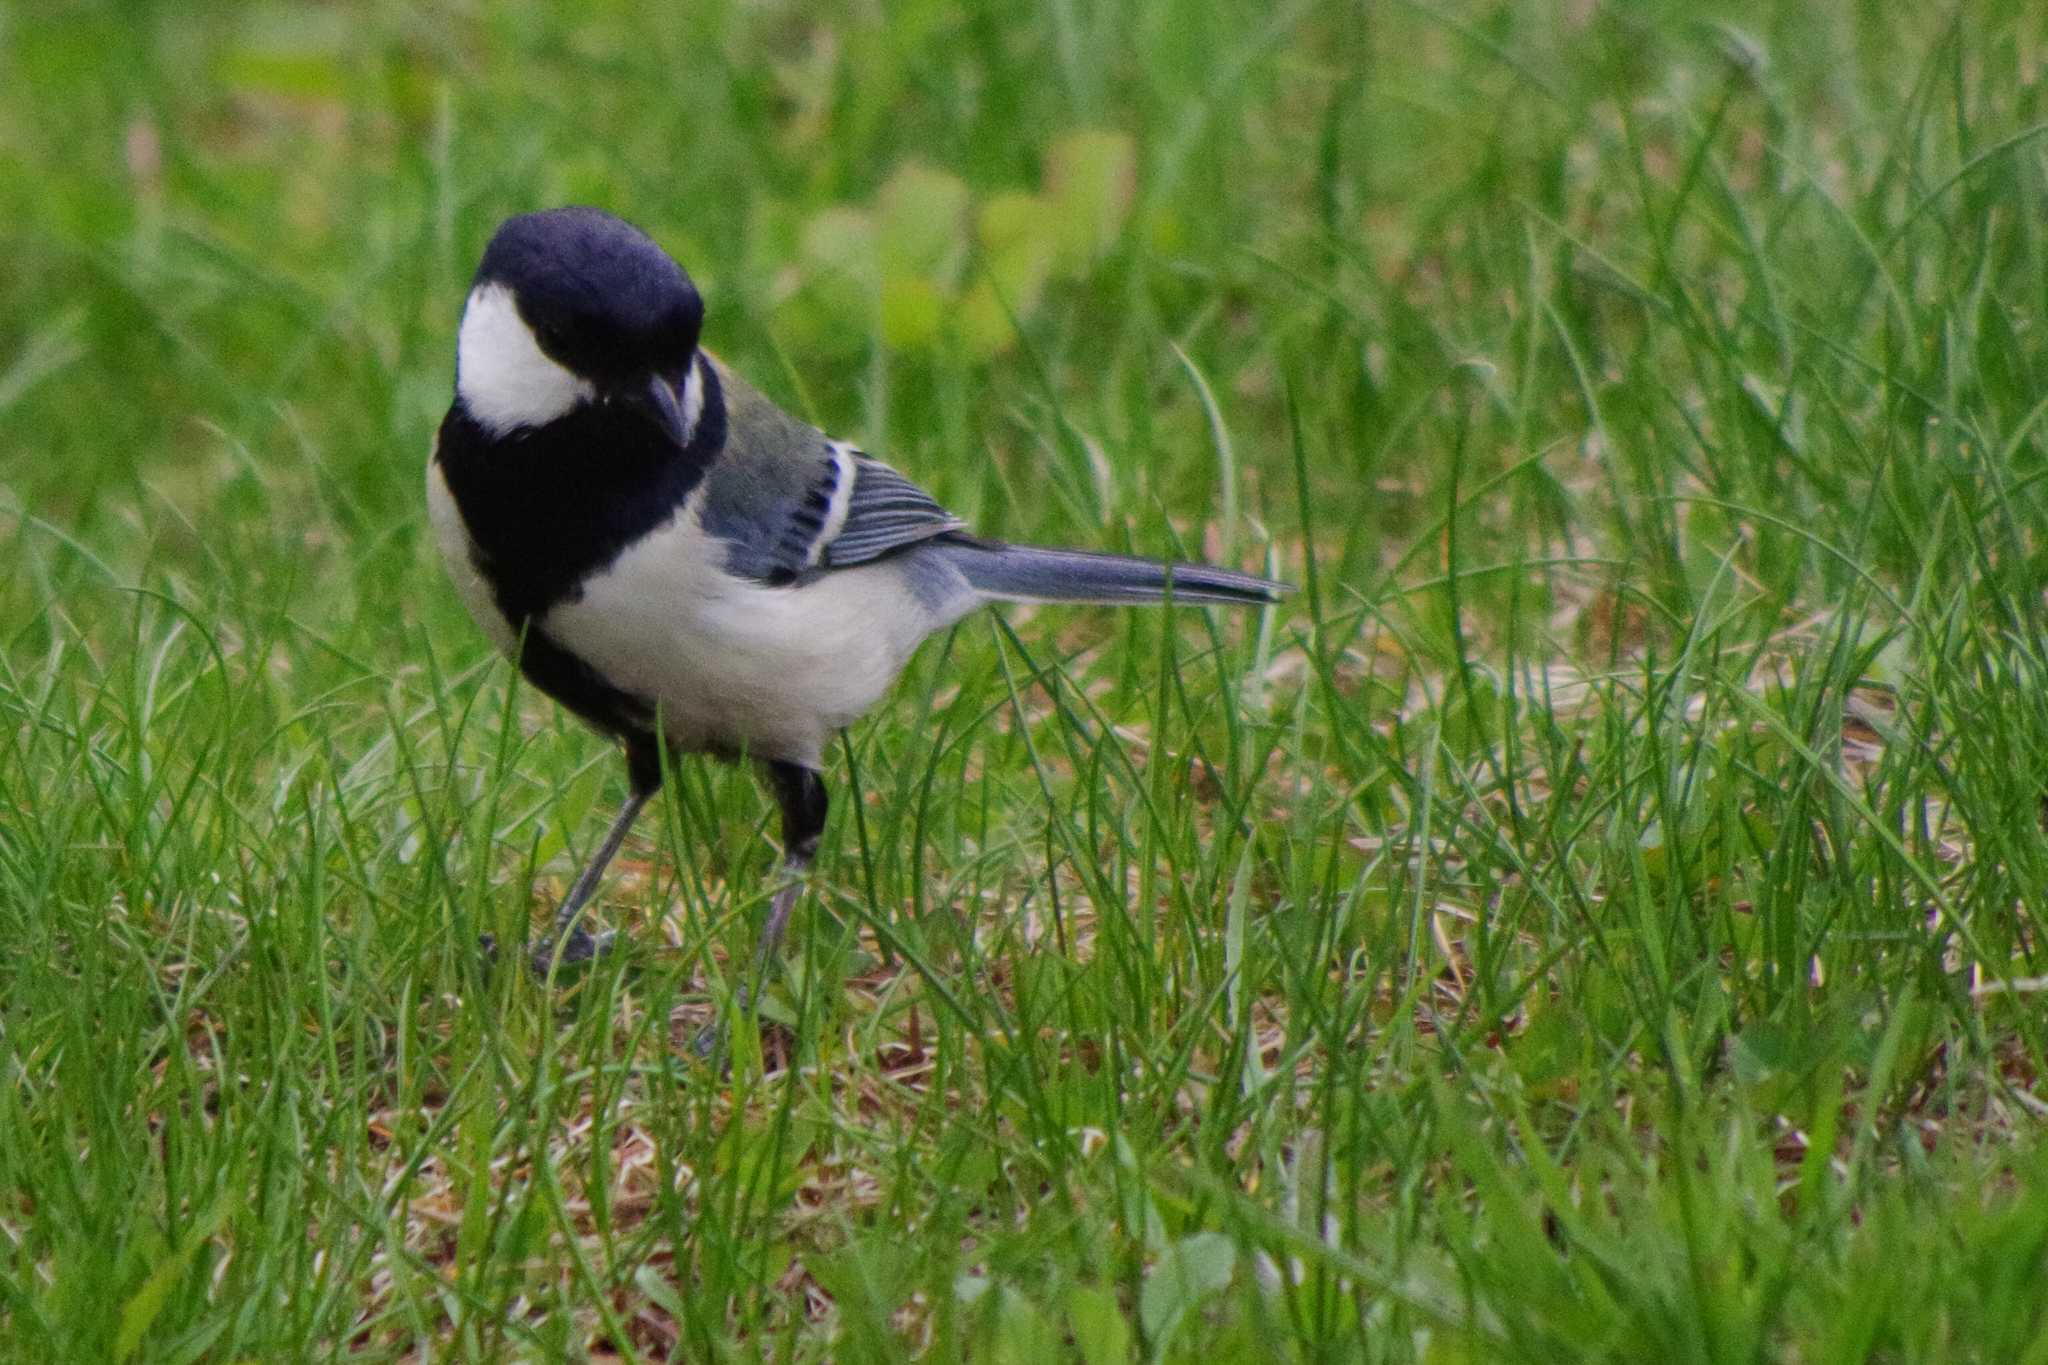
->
(435, 360), (726, 627)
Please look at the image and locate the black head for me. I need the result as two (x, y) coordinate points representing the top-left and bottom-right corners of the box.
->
(475, 207), (703, 384)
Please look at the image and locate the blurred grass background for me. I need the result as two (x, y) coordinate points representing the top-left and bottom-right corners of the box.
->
(6, 0), (2048, 1359)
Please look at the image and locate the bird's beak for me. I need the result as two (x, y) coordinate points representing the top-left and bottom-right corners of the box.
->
(624, 372), (691, 448)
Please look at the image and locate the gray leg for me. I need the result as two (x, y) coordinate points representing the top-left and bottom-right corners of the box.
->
(752, 761), (828, 972)
(481, 739), (664, 978)
(528, 783), (655, 976)
(694, 761), (827, 1059)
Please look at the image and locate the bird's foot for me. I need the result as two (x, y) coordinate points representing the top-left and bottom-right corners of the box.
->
(530, 927), (617, 979)
(691, 1021), (726, 1064)
(476, 928), (618, 979)
(690, 985), (748, 1065)
(690, 989), (801, 1075)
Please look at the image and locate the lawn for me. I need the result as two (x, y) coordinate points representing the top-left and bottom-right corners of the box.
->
(5, 0), (2048, 1359)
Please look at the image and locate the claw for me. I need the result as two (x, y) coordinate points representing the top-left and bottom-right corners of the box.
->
(529, 928), (617, 979)
(691, 1019), (727, 1065)
(689, 984), (747, 1067)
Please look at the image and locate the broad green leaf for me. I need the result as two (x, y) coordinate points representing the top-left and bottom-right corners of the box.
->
(1139, 1231), (1236, 1345)
(956, 277), (1017, 360)
(880, 273), (948, 351)
(799, 205), (879, 309)
(1069, 1284), (1133, 1365)
(978, 191), (1059, 302)
(1045, 129), (1136, 269)
(876, 161), (971, 285)
(777, 205), (880, 352)
(960, 192), (1059, 357)
(988, 1287), (1059, 1365)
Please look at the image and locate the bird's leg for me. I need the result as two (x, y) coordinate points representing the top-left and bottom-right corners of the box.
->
(507, 739), (664, 978)
(753, 761), (829, 976)
(695, 761), (827, 1060)
(527, 783), (655, 976)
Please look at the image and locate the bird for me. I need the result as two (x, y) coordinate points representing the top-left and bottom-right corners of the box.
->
(427, 205), (1289, 985)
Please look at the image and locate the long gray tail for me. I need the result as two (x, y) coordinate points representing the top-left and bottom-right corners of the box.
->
(935, 537), (1289, 608)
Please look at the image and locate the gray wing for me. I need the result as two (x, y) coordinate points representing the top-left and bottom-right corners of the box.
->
(818, 454), (965, 565)
(697, 357), (965, 584)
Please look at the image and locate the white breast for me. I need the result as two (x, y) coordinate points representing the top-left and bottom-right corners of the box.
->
(426, 455), (517, 653)
(540, 500), (942, 767)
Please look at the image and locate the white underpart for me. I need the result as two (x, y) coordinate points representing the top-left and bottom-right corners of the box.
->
(542, 494), (951, 767)
(807, 443), (860, 566)
(425, 453), (517, 653)
(455, 282), (594, 435)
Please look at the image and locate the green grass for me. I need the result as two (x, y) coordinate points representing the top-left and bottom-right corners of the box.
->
(6, 0), (2048, 1358)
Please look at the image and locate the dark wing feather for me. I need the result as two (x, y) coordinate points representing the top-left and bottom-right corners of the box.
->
(700, 439), (963, 584)
(821, 457), (966, 567)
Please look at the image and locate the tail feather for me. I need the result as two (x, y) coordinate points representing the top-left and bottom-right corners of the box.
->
(936, 537), (1289, 608)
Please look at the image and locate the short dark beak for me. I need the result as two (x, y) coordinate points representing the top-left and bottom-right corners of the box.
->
(623, 373), (690, 447)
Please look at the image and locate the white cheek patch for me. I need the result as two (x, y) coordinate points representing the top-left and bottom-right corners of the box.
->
(455, 282), (594, 435)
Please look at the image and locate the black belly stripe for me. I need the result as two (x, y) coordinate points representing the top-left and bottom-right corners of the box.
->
(514, 624), (654, 739)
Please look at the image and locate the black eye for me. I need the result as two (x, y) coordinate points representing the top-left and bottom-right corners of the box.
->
(534, 323), (563, 351)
